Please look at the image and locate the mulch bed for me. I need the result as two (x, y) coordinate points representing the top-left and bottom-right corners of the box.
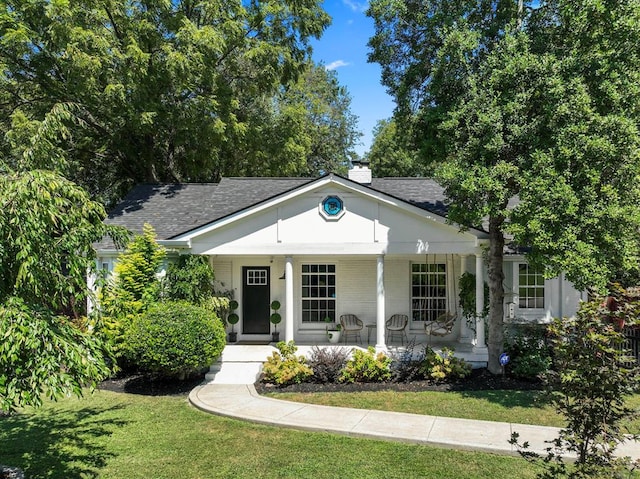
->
(99, 373), (203, 396)
(254, 368), (543, 395)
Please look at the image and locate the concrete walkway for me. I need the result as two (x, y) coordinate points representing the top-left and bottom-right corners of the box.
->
(188, 345), (640, 460)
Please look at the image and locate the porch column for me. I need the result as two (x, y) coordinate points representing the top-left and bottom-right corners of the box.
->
(458, 255), (473, 343)
(475, 253), (486, 347)
(376, 255), (386, 349)
(285, 256), (294, 342)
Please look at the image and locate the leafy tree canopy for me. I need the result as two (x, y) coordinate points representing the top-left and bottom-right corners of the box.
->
(0, 169), (126, 411)
(0, 169), (127, 313)
(0, 0), (337, 204)
(367, 0), (640, 373)
(366, 118), (423, 177)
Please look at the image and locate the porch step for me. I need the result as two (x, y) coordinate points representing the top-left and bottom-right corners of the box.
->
(205, 361), (264, 385)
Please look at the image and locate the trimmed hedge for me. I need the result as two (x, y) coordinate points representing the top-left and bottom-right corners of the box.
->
(125, 301), (225, 378)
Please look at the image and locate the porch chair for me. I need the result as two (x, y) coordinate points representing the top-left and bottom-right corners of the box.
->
(385, 314), (409, 345)
(340, 314), (364, 344)
(424, 312), (455, 345)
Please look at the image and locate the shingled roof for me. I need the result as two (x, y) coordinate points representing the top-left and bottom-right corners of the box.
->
(96, 175), (455, 250)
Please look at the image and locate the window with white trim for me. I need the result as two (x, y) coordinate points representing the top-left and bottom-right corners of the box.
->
(301, 264), (336, 323)
(411, 263), (447, 322)
(518, 263), (545, 309)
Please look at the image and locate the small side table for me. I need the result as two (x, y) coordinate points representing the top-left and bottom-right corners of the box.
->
(366, 324), (377, 343)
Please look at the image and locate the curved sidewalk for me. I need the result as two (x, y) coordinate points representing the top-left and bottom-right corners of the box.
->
(188, 382), (639, 459)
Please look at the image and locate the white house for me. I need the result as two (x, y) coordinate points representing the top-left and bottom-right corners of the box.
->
(94, 163), (586, 365)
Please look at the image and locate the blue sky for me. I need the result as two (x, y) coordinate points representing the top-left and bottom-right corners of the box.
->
(310, 0), (396, 157)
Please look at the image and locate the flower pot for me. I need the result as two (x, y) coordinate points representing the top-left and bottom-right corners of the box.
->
(228, 331), (237, 343)
(271, 332), (280, 342)
(327, 330), (341, 343)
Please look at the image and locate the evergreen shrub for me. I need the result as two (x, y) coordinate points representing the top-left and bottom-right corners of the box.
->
(125, 301), (225, 379)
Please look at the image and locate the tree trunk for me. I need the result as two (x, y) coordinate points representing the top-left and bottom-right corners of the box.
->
(487, 215), (505, 374)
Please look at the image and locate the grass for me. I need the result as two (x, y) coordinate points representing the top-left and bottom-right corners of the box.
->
(265, 389), (640, 431)
(0, 389), (543, 479)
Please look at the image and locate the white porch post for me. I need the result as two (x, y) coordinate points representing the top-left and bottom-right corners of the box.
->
(376, 255), (386, 349)
(475, 253), (486, 347)
(458, 255), (473, 343)
(285, 256), (294, 342)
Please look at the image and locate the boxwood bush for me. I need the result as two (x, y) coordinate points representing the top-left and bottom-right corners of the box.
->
(125, 301), (225, 379)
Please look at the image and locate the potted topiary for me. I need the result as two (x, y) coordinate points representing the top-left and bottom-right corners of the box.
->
(324, 316), (341, 343)
(227, 300), (239, 342)
(270, 300), (282, 342)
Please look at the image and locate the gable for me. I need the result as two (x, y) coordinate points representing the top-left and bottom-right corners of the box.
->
(184, 178), (484, 256)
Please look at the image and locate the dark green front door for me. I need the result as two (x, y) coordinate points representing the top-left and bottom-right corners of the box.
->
(242, 267), (270, 334)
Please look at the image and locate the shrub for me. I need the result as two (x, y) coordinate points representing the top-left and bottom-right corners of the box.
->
(389, 338), (426, 382)
(420, 347), (471, 382)
(504, 323), (553, 380)
(339, 346), (391, 383)
(511, 296), (640, 478)
(307, 346), (349, 383)
(162, 254), (215, 303)
(98, 224), (165, 362)
(124, 301), (225, 379)
(262, 341), (313, 386)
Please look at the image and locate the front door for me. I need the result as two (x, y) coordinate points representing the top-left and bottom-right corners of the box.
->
(242, 267), (270, 334)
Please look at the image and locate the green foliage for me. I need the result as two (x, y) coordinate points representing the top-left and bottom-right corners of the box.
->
(163, 254), (214, 303)
(0, 170), (126, 312)
(0, 297), (112, 412)
(458, 272), (489, 321)
(511, 296), (640, 477)
(0, 0), (342, 203)
(199, 296), (232, 327)
(366, 118), (423, 177)
(124, 301), (225, 379)
(307, 346), (349, 383)
(420, 348), (471, 382)
(367, 0), (640, 373)
(0, 170), (124, 411)
(339, 347), (391, 383)
(261, 341), (313, 386)
(505, 324), (553, 380)
(98, 224), (165, 359)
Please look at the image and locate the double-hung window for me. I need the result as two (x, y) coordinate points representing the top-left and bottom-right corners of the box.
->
(411, 263), (447, 322)
(518, 264), (545, 309)
(301, 264), (336, 323)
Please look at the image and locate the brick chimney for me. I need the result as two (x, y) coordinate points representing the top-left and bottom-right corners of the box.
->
(348, 160), (372, 184)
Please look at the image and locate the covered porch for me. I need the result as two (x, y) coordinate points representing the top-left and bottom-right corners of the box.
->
(210, 251), (490, 366)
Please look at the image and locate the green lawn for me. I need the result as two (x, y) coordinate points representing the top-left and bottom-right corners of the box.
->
(0, 390), (542, 479)
(265, 389), (640, 431)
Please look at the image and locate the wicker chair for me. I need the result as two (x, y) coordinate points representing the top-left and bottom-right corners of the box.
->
(340, 314), (364, 344)
(385, 314), (409, 345)
(424, 313), (455, 344)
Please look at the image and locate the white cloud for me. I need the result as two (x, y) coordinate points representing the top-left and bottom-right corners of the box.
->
(325, 60), (350, 71)
(342, 0), (368, 12)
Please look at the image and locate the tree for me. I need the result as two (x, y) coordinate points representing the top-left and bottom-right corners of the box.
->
(511, 290), (640, 477)
(163, 254), (215, 303)
(98, 224), (165, 361)
(0, 169), (126, 411)
(367, 1), (640, 373)
(214, 62), (361, 177)
(0, 0), (331, 204)
(366, 118), (422, 177)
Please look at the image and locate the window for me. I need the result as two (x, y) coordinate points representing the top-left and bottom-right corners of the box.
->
(301, 264), (336, 323)
(411, 263), (447, 322)
(518, 264), (545, 309)
(246, 269), (267, 285)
